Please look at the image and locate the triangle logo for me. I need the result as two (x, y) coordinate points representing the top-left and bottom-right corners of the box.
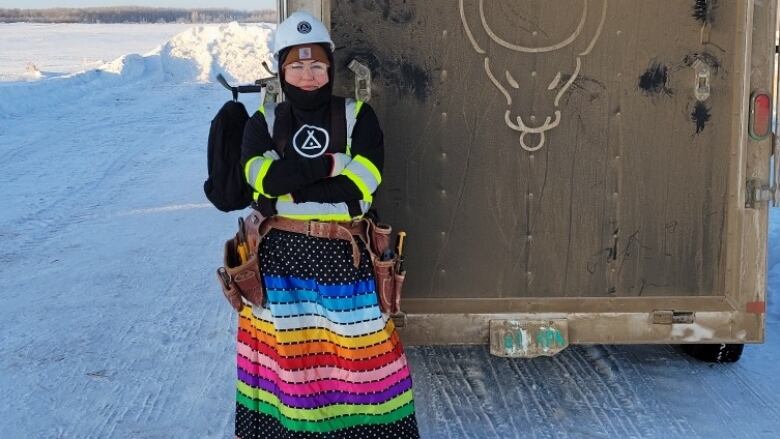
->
(292, 124), (330, 158)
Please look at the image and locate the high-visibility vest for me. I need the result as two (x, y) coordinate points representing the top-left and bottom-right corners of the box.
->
(249, 99), (376, 222)
(260, 98), (364, 157)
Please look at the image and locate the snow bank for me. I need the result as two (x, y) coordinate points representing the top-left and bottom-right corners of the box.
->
(0, 22), (273, 117)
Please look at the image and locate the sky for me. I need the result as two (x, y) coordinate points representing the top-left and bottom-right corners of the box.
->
(1, 0), (275, 9)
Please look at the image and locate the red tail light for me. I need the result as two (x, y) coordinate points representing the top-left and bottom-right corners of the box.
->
(749, 91), (771, 140)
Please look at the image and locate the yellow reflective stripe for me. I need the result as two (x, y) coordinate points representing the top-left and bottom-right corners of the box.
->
(254, 159), (273, 196)
(244, 156), (261, 182)
(341, 155), (381, 201)
(278, 194), (293, 202)
(258, 104), (265, 115)
(354, 100), (364, 116)
(278, 213), (357, 221)
(253, 191), (260, 202)
(353, 155), (381, 184)
(346, 143), (351, 157)
(343, 168), (373, 202)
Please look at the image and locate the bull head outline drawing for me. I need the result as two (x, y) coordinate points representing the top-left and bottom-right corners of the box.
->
(459, 0), (608, 152)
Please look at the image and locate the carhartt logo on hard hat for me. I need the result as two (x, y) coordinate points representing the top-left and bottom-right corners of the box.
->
(297, 21), (312, 34)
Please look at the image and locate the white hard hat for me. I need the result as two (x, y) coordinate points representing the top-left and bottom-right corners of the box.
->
(272, 11), (334, 71)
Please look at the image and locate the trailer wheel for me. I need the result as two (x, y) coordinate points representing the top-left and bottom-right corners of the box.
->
(681, 343), (744, 363)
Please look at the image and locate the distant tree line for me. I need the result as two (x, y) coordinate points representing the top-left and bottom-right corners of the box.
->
(0, 7), (276, 24)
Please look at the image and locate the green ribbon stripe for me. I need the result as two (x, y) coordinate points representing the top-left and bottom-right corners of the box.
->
(236, 388), (415, 433)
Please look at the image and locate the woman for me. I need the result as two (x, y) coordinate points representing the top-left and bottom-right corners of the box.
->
(234, 11), (421, 439)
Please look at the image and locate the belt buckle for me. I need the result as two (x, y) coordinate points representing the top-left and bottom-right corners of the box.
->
(308, 220), (324, 237)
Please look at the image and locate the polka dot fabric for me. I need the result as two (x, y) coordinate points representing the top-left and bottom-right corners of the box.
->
(235, 230), (421, 438)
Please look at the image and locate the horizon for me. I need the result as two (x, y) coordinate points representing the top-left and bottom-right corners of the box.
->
(1, 1), (275, 9)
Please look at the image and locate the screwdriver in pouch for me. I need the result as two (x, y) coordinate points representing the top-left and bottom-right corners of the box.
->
(218, 267), (232, 287)
(237, 217), (249, 264)
(395, 231), (406, 273)
(381, 248), (395, 261)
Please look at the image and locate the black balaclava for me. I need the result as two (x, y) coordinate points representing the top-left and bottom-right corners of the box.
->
(279, 43), (335, 111)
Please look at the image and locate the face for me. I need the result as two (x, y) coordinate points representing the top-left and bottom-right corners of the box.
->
(284, 60), (329, 91)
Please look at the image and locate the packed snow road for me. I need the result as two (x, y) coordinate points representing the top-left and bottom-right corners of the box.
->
(0, 23), (778, 438)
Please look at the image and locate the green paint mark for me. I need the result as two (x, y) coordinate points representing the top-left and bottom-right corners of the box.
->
(536, 327), (566, 349)
(504, 332), (514, 350)
(554, 329), (566, 346)
(537, 329), (550, 348)
(514, 330), (524, 349)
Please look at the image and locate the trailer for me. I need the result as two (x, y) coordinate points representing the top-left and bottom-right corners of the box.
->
(278, 0), (779, 361)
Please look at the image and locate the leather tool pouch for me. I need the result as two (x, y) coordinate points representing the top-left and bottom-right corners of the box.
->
(217, 267), (244, 312)
(368, 221), (405, 315)
(223, 236), (265, 306)
(217, 212), (266, 311)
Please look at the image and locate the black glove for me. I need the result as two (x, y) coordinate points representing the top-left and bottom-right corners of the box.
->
(251, 195), (277, 217)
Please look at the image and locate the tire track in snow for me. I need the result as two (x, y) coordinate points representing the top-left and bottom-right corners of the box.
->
(410, 346), (469, 439)
(582, 345), (669, 438)
(571, 346), (643, 437)
(553, 353), (616, 437)
(504, 359), (540, 439)
(483, 356), (522, 439)
(724, 360), (780, 420)
(454, 349), (502, 438)
(508, 358), (555, 439)
(622, 345), (701, 438)
(678, 353), (743, 437)
(529, 356), (577, 439)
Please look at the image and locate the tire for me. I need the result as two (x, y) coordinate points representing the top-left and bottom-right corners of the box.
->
(681, 343), (744, 363)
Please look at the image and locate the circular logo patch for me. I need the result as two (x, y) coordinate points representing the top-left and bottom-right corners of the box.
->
(292, 124), (329, 158)
(297, 21), (312, 34)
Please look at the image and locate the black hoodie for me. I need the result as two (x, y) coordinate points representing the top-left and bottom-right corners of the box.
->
(239, 50), (384, 216)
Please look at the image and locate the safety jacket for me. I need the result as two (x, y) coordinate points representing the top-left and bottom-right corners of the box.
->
(240, 97), (384, 222)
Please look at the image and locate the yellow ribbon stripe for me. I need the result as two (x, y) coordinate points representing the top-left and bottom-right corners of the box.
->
(249, 315), (395, 347)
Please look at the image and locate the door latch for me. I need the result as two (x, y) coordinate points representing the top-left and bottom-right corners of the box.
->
(652, 310), (695, 325)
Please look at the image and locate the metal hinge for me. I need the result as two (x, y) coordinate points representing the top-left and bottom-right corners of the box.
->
(746, 178), (777, 208)
(652, 310), (695, 324)
(746, 133), (780, 208)
(257, 61), (281, 105)
(348, 59), (372, 102)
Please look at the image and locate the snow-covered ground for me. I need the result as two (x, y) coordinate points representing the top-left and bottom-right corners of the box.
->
(0, 23), (778, 438)
(0, 23), (199, 82)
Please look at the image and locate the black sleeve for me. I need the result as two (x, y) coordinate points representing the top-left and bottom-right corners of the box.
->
(292, 176), (363, 203)
(240, 111), (333, 197)
(239, 111), (274, 165)
(292, 104), (384, 203)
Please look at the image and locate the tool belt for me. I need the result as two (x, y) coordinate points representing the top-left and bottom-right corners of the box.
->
(216, 210), (266, 312)
(216, 213), (407, 315)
